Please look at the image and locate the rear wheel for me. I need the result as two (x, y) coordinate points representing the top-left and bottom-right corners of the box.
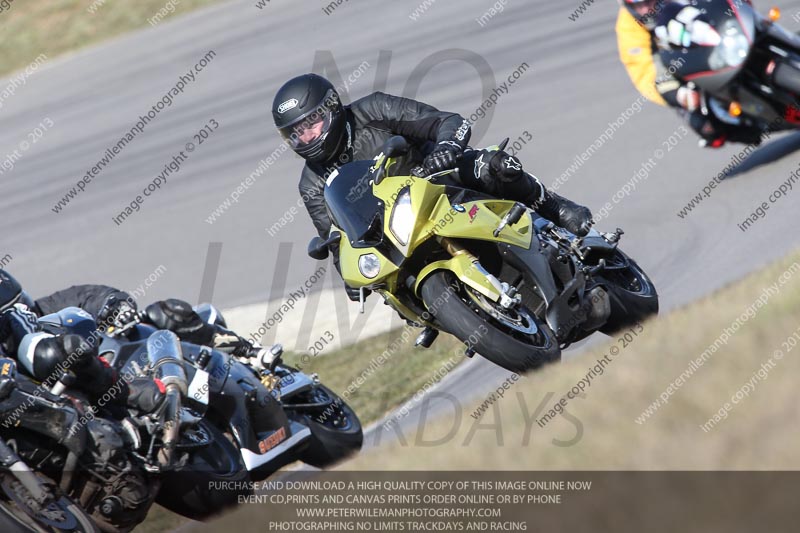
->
(597, 250), (659, 334)
(155, 420), (250, 521)
(420, 271), (560, 373)
(297, 385), (363, 469)
(0, 472), (98, 533)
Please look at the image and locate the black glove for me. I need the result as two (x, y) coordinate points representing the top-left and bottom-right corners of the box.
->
(422, 141), (462, 174)
(212, 331), (255, 357)
(96, 293), (139, 335)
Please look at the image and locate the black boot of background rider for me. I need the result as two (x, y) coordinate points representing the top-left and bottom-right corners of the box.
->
(688, 110), (763, 148)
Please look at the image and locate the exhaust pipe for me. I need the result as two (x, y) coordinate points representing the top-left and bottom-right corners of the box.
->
(146, 331), (187, 466)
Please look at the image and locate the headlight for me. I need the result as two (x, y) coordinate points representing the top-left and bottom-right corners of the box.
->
(710, 20), (750, 70)
(389, 189), (414, 245)
(358, 254), (381, 279)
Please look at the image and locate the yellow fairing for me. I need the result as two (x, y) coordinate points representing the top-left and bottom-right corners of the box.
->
(366, 171), (534, 302)
(336, 225), (399, 289)
(427, 196), (533, 248)
(414, 254), (501, 301)
(373, 174), (534, 251)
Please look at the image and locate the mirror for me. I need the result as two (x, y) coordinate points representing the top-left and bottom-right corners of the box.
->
(307, 236), (329, 260)
(384, 136), (410, 158)
(307, 232), (341, 260)
(374, 136), (409, 185)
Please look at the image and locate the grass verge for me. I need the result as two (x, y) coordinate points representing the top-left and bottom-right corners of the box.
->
(282, 329), (467, 426)
(0, 0), (221, 77)
(341, 251), (800, 470)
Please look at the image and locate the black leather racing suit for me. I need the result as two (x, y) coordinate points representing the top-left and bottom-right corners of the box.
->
(36, 285), (252, 356)
(33, 284), (130, 318)
(0, 284), (164, 410)
(298, 92), (553, 240)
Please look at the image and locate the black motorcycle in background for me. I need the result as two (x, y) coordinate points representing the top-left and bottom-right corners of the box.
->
(98, 303), (363, 522)
(0, 326), (189, 533)
(658, 0), (800, 136)
(0, 357), (99, 533)
(0, 305), (362, 532)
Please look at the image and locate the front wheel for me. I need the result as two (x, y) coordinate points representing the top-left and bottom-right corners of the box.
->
(420, 271), (560, 373)
(596, 250), (659, 334)
(0, 472), (98, 533)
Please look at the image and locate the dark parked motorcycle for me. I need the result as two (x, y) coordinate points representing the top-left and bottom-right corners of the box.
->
(658, 0), (800, 135)
(96, 303), (363, 522)
(0, 326), (193, 532)
(0, 305), (362, 531)
(0, 357), (99, 533)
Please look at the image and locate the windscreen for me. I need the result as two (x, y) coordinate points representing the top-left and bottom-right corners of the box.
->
(324, 160), (382, 243)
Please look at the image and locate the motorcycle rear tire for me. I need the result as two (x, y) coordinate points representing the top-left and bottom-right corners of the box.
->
(299, 384), (364, 469)
(155, 420), (250, 521)
(597, 251), (659, 334)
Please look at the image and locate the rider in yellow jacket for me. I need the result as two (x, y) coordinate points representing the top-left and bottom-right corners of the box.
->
(615, 0), (761, 147)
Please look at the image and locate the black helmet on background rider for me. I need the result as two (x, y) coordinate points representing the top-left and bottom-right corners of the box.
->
(619, 0), (664, 30)
(0, 270), (35, 313)
(272, 74), (348, 164)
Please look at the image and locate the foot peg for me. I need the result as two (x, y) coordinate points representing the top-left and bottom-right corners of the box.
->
(415, 327), (439, 348)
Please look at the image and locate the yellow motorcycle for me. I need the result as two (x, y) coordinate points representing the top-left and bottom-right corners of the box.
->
(309, 137), (658, 373)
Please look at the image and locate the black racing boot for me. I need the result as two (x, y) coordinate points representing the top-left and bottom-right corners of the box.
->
(538, 191), (594, 237)
(144, 299), (215, 345)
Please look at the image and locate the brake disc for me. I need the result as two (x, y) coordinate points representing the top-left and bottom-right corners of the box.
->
(464, 287), (538, 335)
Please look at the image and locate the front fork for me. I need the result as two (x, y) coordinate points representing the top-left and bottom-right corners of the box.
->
(439, 237), (520, 309)
(0, 437), (50, 504)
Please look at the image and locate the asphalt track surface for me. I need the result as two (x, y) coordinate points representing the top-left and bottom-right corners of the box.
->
(2, 0), (800, 466)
